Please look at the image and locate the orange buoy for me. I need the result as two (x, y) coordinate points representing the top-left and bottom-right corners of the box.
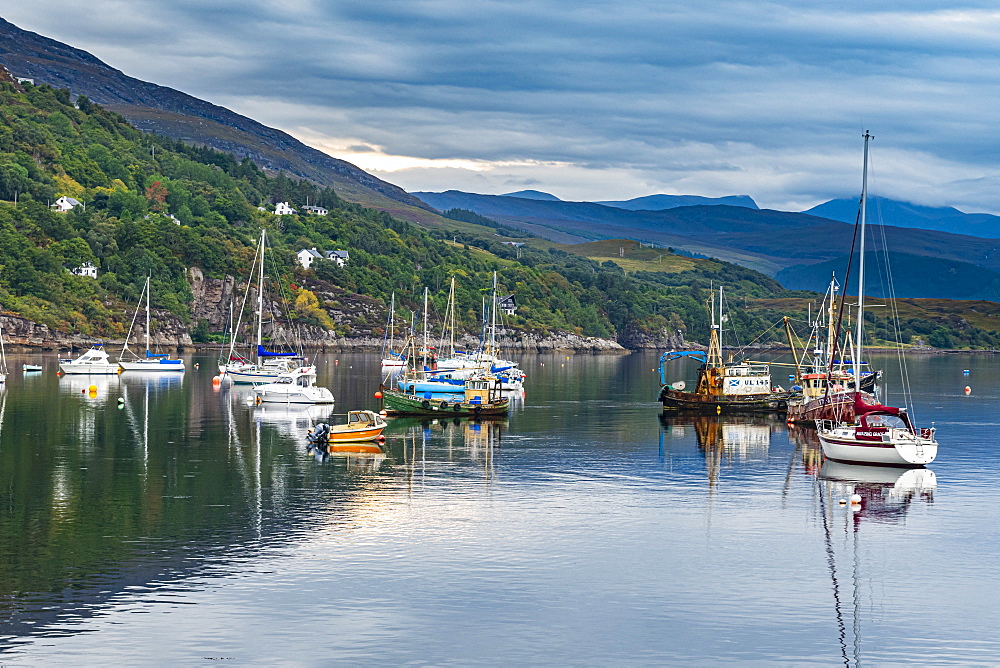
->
(81, 388), (87, 393)
(212, 375), (222, 385)
(374, 391), (383, 399)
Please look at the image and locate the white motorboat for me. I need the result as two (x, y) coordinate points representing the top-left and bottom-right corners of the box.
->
(253, 366), (334, 404)
(59, 346), (121, 374)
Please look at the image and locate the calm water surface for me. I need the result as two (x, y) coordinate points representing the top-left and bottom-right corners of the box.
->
(0, 351), (996, 664)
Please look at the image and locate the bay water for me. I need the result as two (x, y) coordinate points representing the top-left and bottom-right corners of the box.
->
(0, 351), (995, 664)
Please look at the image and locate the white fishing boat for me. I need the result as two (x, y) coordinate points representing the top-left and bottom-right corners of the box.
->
(119, 276), (185, 372)
(22, 364), (42, 372)
(816, 132), (937, 466)
(253, 366), (334, 404)
(59, 345), (120, 374)
(224, 230), (307, 383)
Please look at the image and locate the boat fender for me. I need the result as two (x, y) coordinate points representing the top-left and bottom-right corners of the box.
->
(453, 403), (462, 412)
(421, 400), (431, 409)
(255, 396), (262, 405)
(440, 401), (448, 409)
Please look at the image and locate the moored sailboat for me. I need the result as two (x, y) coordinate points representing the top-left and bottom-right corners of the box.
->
(119, 276), (185, 372)
(225, 229), (307, 383)
(815, 131), (937, 466)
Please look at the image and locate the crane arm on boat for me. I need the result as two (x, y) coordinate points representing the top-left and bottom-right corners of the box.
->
(658, 351), (708, 385)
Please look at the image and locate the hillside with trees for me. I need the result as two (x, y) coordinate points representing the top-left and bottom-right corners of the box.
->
(0, 79), (792, 349)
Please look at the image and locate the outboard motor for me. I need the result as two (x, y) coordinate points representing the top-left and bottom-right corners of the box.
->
(307, 422), (331, 444)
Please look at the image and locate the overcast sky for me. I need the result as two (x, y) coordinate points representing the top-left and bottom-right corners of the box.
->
(5, 1), (1000, 212)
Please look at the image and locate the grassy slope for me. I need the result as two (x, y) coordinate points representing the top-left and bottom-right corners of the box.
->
(751, 296), (1000, 333)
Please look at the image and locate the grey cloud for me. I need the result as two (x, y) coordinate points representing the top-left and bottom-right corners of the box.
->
(3, 1), (998, 212)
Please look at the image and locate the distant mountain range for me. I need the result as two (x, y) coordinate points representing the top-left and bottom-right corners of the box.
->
(803, 196), (1000, 238)
(0, 17), (436, 220)
(596, 193), (759, 211)
(414, 189), (1000, 299)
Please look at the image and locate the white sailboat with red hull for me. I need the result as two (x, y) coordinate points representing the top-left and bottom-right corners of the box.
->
(816, 131), (937, 466)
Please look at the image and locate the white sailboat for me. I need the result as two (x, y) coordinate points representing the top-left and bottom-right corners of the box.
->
(816, 132), (937, 466)
(226, 229), (306, 383)
(380, 292), (406, 371)
(119, 276), (185, 372)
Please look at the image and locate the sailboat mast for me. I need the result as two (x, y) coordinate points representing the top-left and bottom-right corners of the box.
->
(256, 229), (266, 363)
(449, 277), (456, 356)
(422, 287), (429, 362)
(490, 271), (498, 355)
(854, 131), (871, 387)
(388, 292), (396, 354)
(145, 275), (151, 356)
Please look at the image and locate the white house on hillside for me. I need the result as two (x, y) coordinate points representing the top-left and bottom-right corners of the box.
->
(302, 205), (328, 215)
(297, 248), (324, 270)
(71, 262), (98, 278)
(52, 196), (81, 213)
(498, 295), (516, 316)
(327, 250), (349, 267)
(275, 201), (297, 215)
(297, 248), (350, 270)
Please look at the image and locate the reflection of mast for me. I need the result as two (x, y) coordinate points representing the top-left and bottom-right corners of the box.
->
(254, 412), (262, 540)
(818, 479), (851, 666)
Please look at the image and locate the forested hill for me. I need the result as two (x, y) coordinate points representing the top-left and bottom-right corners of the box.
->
(0, 78), (810, 349)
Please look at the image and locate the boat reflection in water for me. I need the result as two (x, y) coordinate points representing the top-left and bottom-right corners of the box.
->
(815, 460), (937, 665)
(787, 423), (824, 474)
(59, 372), (122, 404)
(659, 414), (781, 487)
(253, 402), (336, 441)
(389, 416), (507, 476)
(819, 460), (936, 524)
(307, 439), (387, 471)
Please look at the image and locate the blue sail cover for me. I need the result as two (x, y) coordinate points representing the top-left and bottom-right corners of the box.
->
(145, 350), (169, 358)
(257, 345), (297, 358)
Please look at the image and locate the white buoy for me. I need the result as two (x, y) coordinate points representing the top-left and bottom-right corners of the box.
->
(850, 494), (862, 505)
(838, 499), (847, 505)
(964, 386), (972, 395)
